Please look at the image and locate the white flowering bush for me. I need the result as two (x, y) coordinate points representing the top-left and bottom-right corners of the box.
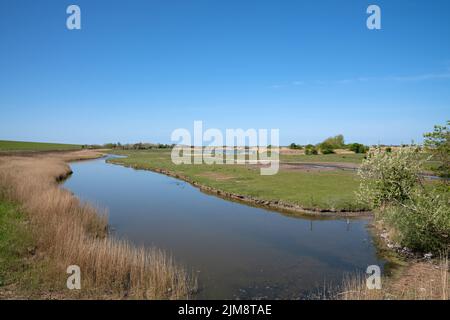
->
(357, 147), (424, 209)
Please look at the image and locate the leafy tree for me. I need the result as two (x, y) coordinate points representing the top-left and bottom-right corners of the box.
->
(315, 134), (346, 154)
(423, 121), (450, 178)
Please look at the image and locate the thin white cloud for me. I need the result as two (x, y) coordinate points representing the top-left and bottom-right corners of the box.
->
(336, 79), (353, 84)
(388, 73), (450, 82)
(269, 69), (450, 89)
(336, 71), (450, 85)
(269, 84), (284, 89)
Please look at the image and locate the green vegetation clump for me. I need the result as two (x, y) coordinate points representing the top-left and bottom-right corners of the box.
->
(385, 188), (449, 253)
(358, 142), (450, 254)
(304, 144), (318, 155)
(290, 135), (369, 155)
(347, 143), (369, 154)
(321, 134), (345, 149)
(318, 142), (335, 154)
(316, 135), (345, 154)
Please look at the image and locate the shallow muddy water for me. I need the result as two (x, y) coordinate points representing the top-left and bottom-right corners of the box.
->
(63, 156), (385, 299)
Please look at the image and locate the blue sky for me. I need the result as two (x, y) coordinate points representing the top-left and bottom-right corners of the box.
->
(0, 0), (449, 145)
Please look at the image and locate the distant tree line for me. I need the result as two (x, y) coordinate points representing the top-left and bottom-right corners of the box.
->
(82, 143), (174, 150)
(289, 134), (369, 155)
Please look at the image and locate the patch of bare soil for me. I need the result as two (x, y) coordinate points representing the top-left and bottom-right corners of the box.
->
(280, 163), (340, 172)
(281, 162), (359, 171)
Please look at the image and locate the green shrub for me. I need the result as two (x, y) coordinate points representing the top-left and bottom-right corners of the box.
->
(318, 142), (335, 154)
(347, 143), (369, 154)
(305, 144), (318, 155)
(385, 188), (450, 253)
(321, 134), (345, 149)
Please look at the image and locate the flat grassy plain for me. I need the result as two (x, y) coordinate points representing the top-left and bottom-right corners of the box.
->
(109, 150), (366, 212)
(0, 140), (81, 152)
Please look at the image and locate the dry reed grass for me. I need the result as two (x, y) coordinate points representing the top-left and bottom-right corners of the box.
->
(0, 151), (195, 299)
(337, 257), (449, 300)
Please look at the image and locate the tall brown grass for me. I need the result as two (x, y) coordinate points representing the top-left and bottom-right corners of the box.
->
(337, 257), (449, 300)
(0, 151), (195, 299)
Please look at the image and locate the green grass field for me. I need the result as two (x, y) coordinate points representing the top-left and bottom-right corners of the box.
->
(0, 201), (33, 288)
(0, 140), (81, 152)
(109, 150), (366, 211)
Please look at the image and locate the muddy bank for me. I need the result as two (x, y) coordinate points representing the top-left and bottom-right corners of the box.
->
(280, 161), (359, 172)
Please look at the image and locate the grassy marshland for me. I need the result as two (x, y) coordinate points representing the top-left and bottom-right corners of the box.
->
(109, 149), (366, 212)
(109, 149), (442, 213)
